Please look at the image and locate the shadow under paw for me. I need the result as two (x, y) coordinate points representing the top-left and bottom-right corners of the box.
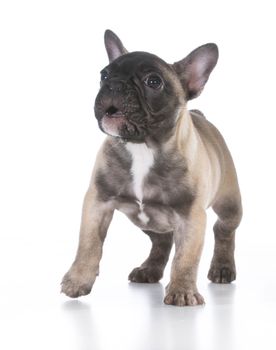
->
(128, 266), (163, 283)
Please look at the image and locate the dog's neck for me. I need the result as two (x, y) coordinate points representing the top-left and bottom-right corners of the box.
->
(156, 107), (198, 160)
(120, 107), (198, 180)
(175, 107), (198, 149)
(121, 107), (198, 159)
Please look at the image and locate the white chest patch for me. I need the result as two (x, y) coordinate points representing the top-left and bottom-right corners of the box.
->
(125, 143), (154, 224)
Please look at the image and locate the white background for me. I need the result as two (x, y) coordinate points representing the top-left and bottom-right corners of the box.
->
(0, 0), (276, 349)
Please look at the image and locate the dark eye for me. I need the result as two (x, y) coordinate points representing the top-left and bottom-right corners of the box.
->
(144, 74), (163, 89)
(101, 71), (108, 81)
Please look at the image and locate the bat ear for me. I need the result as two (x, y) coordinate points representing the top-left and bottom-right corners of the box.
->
(104, 30), (128, 62)
(173, 43), (219, 100)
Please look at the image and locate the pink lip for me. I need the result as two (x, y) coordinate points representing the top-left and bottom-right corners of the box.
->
(102, 114), (126, 136)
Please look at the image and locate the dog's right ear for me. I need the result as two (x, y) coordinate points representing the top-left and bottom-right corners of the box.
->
(104, 30), (128, 63)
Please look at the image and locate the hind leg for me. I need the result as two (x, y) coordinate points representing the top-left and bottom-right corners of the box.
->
(129, 231), (173, 283)
(208, 195), (242, 283)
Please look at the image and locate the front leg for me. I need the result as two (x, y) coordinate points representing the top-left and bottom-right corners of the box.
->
(164, 206), (206, 306)
(61, 188), (114, 298)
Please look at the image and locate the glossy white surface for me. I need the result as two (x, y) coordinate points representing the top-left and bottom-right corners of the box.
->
(1, 208), (276, 350)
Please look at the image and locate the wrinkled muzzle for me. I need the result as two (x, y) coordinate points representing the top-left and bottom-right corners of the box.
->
(94, 80), (148, 141)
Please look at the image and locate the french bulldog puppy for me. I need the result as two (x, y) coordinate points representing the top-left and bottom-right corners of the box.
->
(61, 30), (242, 306)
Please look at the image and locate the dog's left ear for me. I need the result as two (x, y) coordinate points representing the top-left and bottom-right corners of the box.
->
(173, 43), (218, 100)
(104, 30), (128, 62)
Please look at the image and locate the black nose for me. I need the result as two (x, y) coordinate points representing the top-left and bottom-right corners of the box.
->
(106, 80), (125, 92)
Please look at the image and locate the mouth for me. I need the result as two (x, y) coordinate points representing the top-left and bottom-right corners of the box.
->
(101, 105), (127, 137)
(96, 103), (146, 141)
(105, 106), (125, 118)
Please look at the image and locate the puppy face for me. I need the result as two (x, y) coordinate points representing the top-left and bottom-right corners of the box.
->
(94, 52), (182, 142)
(94, 30), (218, 143)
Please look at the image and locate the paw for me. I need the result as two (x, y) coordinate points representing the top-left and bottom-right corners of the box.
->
(128, 266), (163, 283)
(61, 270), (95, 298)
(164, 285), (205, 306)
(208, 264), (236, 283)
